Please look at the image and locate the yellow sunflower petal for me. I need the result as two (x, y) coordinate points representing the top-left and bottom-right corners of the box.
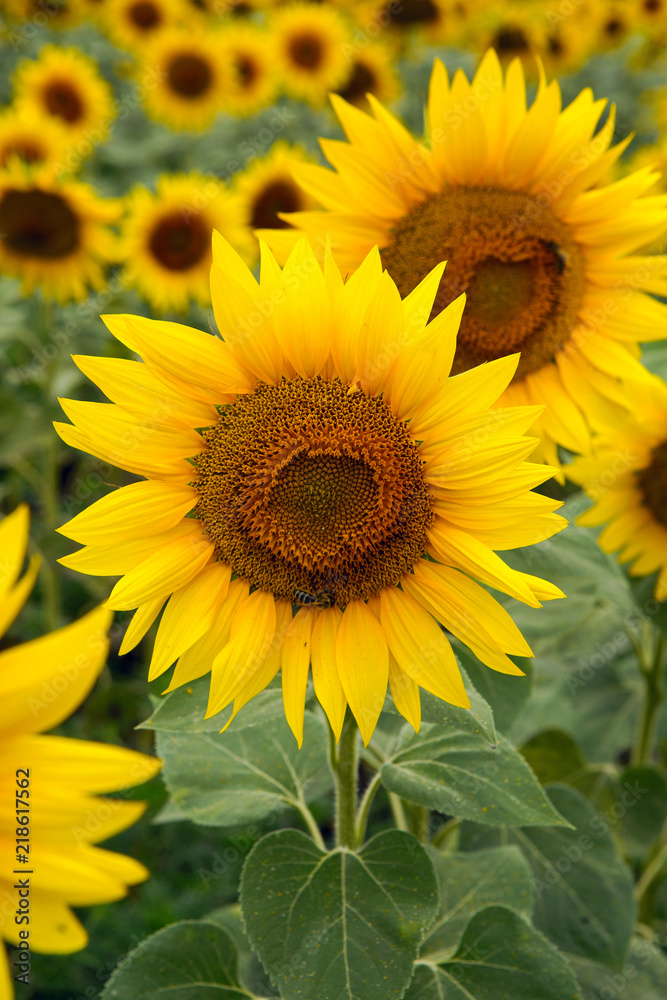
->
(335, 600), (388, 745)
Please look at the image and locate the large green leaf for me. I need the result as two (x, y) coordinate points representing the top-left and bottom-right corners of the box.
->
(381, 724), (567, 827)
(156, 709), (330, 826)
(617, 766), (667, 855)
(452, 639), (533, 734)
(463, 785), (636, 969)
(101, 921), (250, 1000)
(240, 829), (439, 1000)
(570, 937), (667, 1000)
(421, 847), (534, 958)
(139, 680), (286, 734)
(406, 906), (579, 1000)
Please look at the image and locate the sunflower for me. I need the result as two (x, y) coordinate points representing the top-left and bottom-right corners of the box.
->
(3, 0), (85, 29)
(0, 106), (69, 170)
(0, 505), (162, 996)
(235, 143), (318, 264)
(581, 0), (633, 51)
(568, 373), (667, 599)
(466, 5), (547, 70)
(351, 0), (454, 45)
(539, 18), (591, 76)
(118, 173), (252, 312)
(103, 0), (186, 51)
(55, 234), (565, 747)
(138, 27), (233, 131)
(217, 22), (279, 116)
(13, 45), (116, 149)
(0, 163), (120, 303)
(334, 42), (401, 110)
(272, 3), (351, 107)
(258, 51), (667, 470)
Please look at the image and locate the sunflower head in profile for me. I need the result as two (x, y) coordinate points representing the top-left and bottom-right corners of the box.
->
(0, 506), (162, 987)
(0, 106), (69, 171)
(13, 45), (116, 148)
(0, 162), (120, 302)
(272, 2), (351, 107)
(258, 51), (667, 472)
(218, 22), (280, 116)
(55, 233), (565, 747)
(138, 27), (233, 130)
(334, 42), (401, 111)
(118, 173), (252, 312)
(569, 374), (667, 600)
(235, 142), (318, 263)
(103, 0), (185, 51)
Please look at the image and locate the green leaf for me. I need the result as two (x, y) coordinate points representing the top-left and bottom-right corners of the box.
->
(240, 829), (439, 1000)
(452, 639), (532, 734)
(406, 906), (579, 1000)
(139, 679), (286, 734)
(618, 766), (667, 855)
(570, 937), (667, 1000)
(156, 709), (330, 826)
(387, 682), (496, 744)
(421, 846), (534, 958)
(381, 724), (567, 827)
(507, 785), (636, 969)
(101, 920), (250, 999)
(520, 729), (618, 816)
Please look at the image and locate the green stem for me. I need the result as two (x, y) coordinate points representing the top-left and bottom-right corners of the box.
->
(292, 799), (326, 852)
(636, 838), (667, 903)
(354, 771), (383, 846)
(633, 629), (666, 767)
(388, 792), (409, 832)
(332, 710), (359, 849)
(430, 817), (461, 850)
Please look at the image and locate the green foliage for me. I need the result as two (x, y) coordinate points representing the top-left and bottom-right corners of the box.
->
(240, 829), (439, 1000)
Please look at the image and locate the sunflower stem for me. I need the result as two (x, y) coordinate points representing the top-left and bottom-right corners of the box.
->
(332, 710), (359, 849)
(633, 627), (666, 767)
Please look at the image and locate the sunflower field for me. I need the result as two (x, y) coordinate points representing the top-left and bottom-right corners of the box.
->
(3, 1), (667, 999)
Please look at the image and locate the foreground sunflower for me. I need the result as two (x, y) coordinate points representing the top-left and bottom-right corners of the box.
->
(259, 50), (667, 468)
(0, 506), (161, 999)
(13, 45), (116, 148)
(0, 162), (120, 302)
(55, 235), (565, 746)
(118, 173), (252, 312)
(568, 373), (667, 599)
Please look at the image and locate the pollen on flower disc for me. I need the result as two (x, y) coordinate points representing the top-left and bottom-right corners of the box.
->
(381, 186), (585, 380)
(194, 377), (432, 607)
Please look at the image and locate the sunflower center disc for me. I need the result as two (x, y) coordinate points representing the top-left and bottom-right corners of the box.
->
(390, 0), (439, 24)
(0, 188), (79, 258)
(289, 33), (324, 69)
(167, 54), (213, 98)
(637, 441), (667, 529)
(194, 377), (432, 607)
(43, 80), (84, 123)
(129, 0), (161, 29)
(336, 62), (376, 104)
(149, 211), (209, 270)
(1, 142), (43, 167)
(251, 181), (301, 229)
(382, 186), (585, 380)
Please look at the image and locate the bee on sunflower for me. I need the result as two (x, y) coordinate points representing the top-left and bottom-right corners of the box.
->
(0, 163), (120, 303)
(0, 506), (161, 994)
(257, 51), (667, 471)
(118, 173), (253, 312)
(55, 233), (565, 747)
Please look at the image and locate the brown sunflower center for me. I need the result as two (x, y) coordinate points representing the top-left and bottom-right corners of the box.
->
(390, 0), (439, 24)
(0, 188), (79, 258)
(167, 54), (213, 98)
(336, 61), (376, 104)
(251, 180), (301, 229)
(42, 79), (84, 123)
(381, 186), (585, 380)
(149, 211), (209, 270)
(604, 16), (626, 37)
(493, 26), (530, 55)
(1, 141), (44, 167)
(637, 441), (667, 529)
(236, 54), (258, 87)
(289, 32), (324, 70)
(644, 0), (661, 13)
(128, 0), (162, 29)
(194, 377), (432, 607)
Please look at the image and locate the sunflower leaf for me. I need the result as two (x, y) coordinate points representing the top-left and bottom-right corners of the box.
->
(420, 846), (534, 959)
(405, 906), (579, 1000)
(380, 725), (568, 828)
(139, 678), (286, 733)
(101, 920), (249, 999)
(240, 829), (439, 1000)
(568, 937), (667, 1000)
(156, 708), (331, 826)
